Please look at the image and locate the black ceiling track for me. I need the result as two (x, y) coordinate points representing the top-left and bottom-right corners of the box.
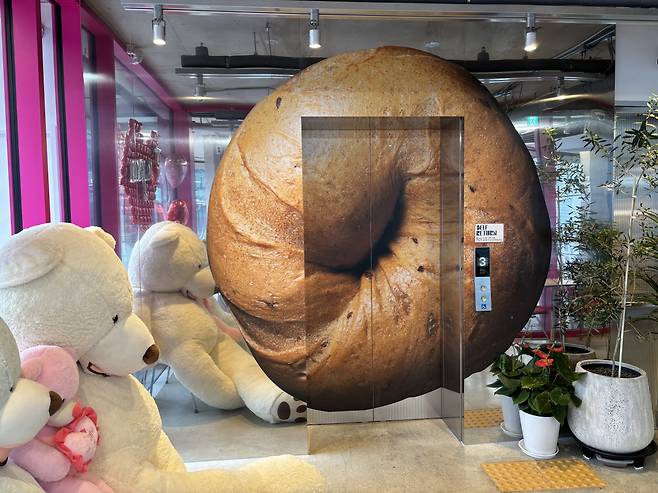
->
(181, 54), (613, 76)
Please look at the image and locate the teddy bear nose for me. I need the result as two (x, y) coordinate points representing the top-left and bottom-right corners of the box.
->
(48, 391), (63, 416)
(143, 344), (160, 365)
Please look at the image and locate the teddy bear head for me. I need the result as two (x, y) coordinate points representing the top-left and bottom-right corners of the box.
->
(128, 221), (215, 301)
(0, 317), (60, 454)
(20, 346), (79, 402)
(0, 223), (159, 378)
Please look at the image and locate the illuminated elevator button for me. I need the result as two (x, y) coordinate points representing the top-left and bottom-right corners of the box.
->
(481, 296), (487, 303)
(480, 284), (487, 291)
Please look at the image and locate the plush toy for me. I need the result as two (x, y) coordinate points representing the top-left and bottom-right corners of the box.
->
(11, 345), (113, 493)
(128, 221), (306, 424)
(0, 317), (59, 493)
(0, 223), (324, 493)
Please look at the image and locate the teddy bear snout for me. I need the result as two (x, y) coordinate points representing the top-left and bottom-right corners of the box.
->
(142, 344), (160, 365)
(48, 390), (62, 416)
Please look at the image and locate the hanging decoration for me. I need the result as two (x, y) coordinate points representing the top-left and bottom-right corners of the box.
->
(119, 118), (161, 225)
(166, 199), (190, 226)
(164, 156), (189, 189)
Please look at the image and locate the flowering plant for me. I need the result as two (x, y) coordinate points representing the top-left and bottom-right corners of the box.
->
(488, 343), (584, 424)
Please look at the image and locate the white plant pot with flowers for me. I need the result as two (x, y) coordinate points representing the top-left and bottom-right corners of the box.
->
(489, 343), (582, 457)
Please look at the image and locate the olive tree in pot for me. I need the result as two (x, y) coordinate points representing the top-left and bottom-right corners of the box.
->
(538, 129), (597, 365)
(567, 96), (658, 455)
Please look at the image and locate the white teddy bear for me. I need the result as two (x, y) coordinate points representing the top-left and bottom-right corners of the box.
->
(0, 223), (324, 493)
(128, 221), (306, 423)
(0, 316), (57, 493)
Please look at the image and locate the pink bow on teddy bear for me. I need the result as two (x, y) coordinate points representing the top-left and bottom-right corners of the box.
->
(10, 345), (114, 493)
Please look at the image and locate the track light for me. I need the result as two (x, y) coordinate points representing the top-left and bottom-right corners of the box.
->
(194, 74), (206, 98)
(152, 5), (166, 46)
(524, 13), (538, 52)
(309, 8), (321, 49)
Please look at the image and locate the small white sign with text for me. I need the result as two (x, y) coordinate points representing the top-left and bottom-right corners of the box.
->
(475, 223), (504, 243)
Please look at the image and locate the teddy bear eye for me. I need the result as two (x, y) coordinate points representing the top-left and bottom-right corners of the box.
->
(9, 385), (14, 393)
(112, 314), (119, 324)
(197, 264), (202, 269)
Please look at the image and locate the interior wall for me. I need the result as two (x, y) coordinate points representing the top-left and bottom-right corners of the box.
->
(615, 23), (658, 106)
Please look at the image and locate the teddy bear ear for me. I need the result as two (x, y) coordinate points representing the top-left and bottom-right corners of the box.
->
(149, 228), (181, 248)
(85, 226), (116, 250)
(20, 357), (43, 382)
(0, 236), (63, 288)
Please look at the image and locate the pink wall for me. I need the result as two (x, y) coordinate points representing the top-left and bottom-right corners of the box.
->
(58, 1), (90, 226)
(12, 0), (50, 228)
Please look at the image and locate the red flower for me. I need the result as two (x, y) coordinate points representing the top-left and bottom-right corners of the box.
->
(552, 346), (564, 353)
(532, 349), (548, 359)
(535, 358), (554, 368)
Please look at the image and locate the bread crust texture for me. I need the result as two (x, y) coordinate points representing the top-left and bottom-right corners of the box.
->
(208, 47), (551, 411)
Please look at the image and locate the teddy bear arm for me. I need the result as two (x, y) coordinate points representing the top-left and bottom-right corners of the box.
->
(11, 440), (70, 483)
(40, 476), (113, 493)
(167, 342), (243, 410)
(0, 463), (47, 493)
(150, 431), (185, 472)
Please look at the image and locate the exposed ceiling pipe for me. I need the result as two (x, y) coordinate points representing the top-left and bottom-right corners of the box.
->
(553, 25), (615, 59)
(493, 25), (615, 100)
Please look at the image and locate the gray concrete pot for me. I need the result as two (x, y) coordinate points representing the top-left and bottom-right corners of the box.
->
(563, 343), (596, 369)
(526, 340), (596, 369)
(568, 359), (655, 454)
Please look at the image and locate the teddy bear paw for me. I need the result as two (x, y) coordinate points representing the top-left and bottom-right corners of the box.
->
(272, 393), (307, 424)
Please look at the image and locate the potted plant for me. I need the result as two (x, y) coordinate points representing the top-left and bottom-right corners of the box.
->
(567, 96), (658, 455)
(488, 346), (525, 438)
(514, 343), (583, 458)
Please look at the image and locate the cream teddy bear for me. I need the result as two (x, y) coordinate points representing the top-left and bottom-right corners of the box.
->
(128, 221), (306, 423)
(0, 317), (60, 493)
(0, 223), (324, 493)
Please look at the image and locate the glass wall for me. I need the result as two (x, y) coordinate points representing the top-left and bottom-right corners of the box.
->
(0, 12), (11, 242)
(40, 1), (63, 222)
(190, 116), (240, 239)
(115, 61), (172, 263)
(82, 28), (100, 226)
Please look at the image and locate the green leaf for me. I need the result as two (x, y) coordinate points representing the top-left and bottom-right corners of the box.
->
(549, 388), (571, 406)
(486, 380), (502, 389)
(512, 389), (530, 405)
(494, 387), (518, 397)
(521, 374), (548, 390)
(554, 405), (567, 425)
(570, 394), (582, 407)
(498, 374), (521, 390)
(529, 391), (552, 415)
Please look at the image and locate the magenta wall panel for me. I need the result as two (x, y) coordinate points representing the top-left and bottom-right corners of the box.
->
(58, 2), (90, 226)
(12, 0), (50, 227)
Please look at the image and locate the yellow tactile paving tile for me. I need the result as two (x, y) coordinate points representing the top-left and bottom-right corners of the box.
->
(464, 408), (503, 429)
(481, 459), (606, 492)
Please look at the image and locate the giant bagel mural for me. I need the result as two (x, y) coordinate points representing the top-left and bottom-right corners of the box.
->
(207, 47), (551, 412)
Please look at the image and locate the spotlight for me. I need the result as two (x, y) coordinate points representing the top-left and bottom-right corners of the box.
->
(152, 5), (166, 46)
(524, 13), (538, 52)
(309, 8), (321, 49)
(194, 74), (206, 98)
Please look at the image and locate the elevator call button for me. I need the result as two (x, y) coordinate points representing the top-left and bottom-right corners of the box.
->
(475, 247), (492, 312)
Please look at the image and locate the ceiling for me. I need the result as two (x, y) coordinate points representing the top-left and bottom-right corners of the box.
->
(85, 0), (620, 109)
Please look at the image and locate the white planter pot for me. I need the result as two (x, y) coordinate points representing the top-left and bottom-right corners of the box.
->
(500, 395), (522, 437)
(519, 410), (560, 457)
(568, 359), (655, 454)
